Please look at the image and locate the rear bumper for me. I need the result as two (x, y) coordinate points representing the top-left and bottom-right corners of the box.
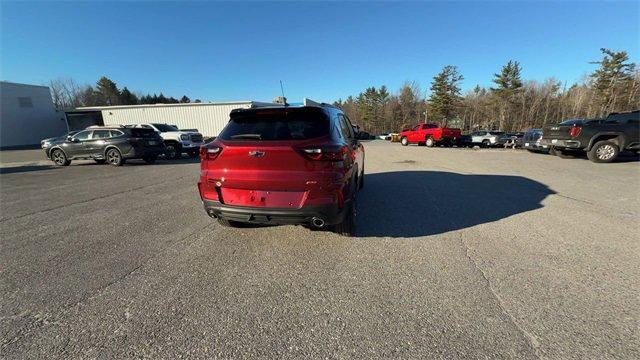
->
(539, 138), (582, 149)
(523, 142), (548, 151)
(202, 199), (347, 226)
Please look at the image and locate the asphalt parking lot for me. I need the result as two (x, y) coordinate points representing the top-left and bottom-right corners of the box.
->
(1, 142), (638, 358)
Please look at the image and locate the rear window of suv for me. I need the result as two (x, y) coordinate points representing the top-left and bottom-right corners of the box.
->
(220, 108), (329, 141)
(130, 128), (158, 138)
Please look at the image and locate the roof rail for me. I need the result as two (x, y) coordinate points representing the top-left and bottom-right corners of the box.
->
(87, 124), (126, 128)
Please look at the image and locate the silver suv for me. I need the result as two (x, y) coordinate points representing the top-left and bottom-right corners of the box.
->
(470, 131), (504, 147)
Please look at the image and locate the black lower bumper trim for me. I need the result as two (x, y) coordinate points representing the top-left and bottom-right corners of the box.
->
(202, 199), (346, 226)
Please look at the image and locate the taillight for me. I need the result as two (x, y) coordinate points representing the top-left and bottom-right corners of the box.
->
(569, 126), (582, 138)
(299, 145), (348, 161)
(200, 145), (221, 160)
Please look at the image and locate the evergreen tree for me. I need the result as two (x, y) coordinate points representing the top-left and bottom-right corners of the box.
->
(590, 48), (636, 115)
(180, 95), (191, 103)
(80, 86), (98, 106)
(119, 87), (138, 105)
(428, 65), (464, 127)
(194, 99), (202, 103)
(95, 76), (121, 106)
(491, 60), (523, 129)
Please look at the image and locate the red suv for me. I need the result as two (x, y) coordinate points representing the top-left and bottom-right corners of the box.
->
(198, 103), (365, 236)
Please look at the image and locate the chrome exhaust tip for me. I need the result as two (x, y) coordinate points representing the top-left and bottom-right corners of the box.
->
(311, 217), (325, 228)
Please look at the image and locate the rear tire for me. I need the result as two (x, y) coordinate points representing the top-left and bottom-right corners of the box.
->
(51, 149), (70, 166)
(482, 140), (490, 148)
(165, 142), (180, 159)
(587, 141), (619, 163)
(333, 198), (357, 237)
(401, 137), (408, 146)
(425, 136), (435, 147)
(106, 148), (125, 166)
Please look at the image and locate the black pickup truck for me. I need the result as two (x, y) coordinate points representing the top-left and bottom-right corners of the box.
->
(540, 110), (639, 163)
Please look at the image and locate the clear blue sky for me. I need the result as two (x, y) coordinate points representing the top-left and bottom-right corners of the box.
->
(1, 1), (638, 103)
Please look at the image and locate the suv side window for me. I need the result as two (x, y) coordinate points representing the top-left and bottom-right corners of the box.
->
(337, 114), (353, 140)
(73, 130), (92, 141)
(93, 130), (111, 139)
(110, 130), (124, 137)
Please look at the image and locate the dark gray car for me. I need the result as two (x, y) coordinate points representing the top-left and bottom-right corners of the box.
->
(43, 126), (165, 166)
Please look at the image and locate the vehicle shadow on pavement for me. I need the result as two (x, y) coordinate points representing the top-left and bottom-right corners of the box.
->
(0, 165), (58, 174)
(357, 171), (555, 237)
(555, 151), (640, 163)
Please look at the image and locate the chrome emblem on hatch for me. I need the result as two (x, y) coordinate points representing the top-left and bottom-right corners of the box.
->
(248, 150), (265, 157)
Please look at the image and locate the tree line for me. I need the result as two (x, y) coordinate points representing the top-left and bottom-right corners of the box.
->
(49, 76), (201, 109)
(333, 48), (640, 134)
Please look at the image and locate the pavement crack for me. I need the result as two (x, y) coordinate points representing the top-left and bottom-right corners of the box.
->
(0, 175), (192, 223)
(424, 182), (542, 356)
(457, 233), (543, 359)
(554, 193), (593, 205)
(70, 222), (214, 308)
(1, 222), (215, 354)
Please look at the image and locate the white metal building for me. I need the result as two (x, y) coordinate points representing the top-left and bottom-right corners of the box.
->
(0, 81), (67, 148)
(77, 101), (276, 137)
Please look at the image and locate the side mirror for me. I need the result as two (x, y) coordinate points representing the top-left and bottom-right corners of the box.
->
(68, 136), (79, 143)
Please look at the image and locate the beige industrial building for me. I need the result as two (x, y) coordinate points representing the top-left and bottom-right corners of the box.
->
(75, 101), (276, 137)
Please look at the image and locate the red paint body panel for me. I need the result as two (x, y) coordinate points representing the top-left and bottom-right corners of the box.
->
(400, 123), (461, 143)
(220, 188), (307, 208)
(197, 106), (365, 226)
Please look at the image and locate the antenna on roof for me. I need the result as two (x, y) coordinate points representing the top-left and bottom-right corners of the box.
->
(273, 80), (288, 106)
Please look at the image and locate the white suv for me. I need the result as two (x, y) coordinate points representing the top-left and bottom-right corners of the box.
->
(135, 123), (203, 159)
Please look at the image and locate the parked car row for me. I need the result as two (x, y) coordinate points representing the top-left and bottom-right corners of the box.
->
(381, 110), (638, 163)
(41, 123), (204, 166)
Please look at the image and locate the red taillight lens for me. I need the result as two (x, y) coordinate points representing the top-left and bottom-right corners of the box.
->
(569, 126), (582, 138)
(299, 145), (348, 161)
(200, 145), (221, 160)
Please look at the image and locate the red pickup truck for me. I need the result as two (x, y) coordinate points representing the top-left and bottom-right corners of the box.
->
(400, 123), (462, 147)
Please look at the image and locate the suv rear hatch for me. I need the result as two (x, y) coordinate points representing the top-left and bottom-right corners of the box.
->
(128, 128), (163, 147)
(201, 107), (342, 208)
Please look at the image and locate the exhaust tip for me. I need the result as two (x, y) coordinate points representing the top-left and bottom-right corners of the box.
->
(311, 217), (325, 228)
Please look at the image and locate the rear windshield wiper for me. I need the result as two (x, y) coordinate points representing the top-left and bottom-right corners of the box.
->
(230, 134), (262, 140)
